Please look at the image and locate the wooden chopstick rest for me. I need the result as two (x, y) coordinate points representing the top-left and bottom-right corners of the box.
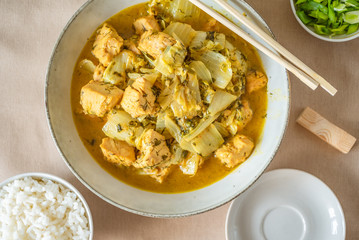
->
(297, 107), (356, 154)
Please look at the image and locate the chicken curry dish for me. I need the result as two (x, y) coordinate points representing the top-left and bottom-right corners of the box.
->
(71, 0), (268, 193)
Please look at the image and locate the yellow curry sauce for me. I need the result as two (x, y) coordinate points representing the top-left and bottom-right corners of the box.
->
(71, 2), (267, 193)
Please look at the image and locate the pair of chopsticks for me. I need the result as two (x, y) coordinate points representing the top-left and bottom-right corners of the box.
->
(189, 0), (337, 96)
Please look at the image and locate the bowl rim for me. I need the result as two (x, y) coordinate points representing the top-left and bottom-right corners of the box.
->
(45, 0), (291, 218)
(0, 172), (94, 239)
(290, 0), (359, 42)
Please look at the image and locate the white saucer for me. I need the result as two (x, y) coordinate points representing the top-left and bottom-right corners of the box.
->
(226, 169), (345, 240)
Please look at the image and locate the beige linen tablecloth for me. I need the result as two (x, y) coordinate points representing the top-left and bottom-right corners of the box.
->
(0, 0), (358, 239)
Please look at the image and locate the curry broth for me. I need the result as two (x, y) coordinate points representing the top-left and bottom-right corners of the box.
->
(71, 3), (267, 193)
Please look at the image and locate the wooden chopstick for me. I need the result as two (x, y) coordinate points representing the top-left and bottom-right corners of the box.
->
(214, 0), (337, 96)
(188, 0), (331, 94)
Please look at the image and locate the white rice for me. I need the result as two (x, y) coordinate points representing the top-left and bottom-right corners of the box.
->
(0, 177), (91, 240)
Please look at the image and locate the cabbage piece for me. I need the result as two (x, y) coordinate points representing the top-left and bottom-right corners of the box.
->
(164, 115), (182, 143)
(154, 42), (187, 76)
(162, 42), (187, 67)
(194, 50), (232, 89)
(183, 113), (220, 142)
(207, 90), (237, 116)
(206, 32), (226, 51)
(155, 111), (174, 139)
(78, 59), (96, 73)
(158, 78), (179, 109)
(170, 74), (201, 118)
(191, 124), (224, 156)
(127, 72), (160, 84)
(214, 33), (226, 50)
(180, 153), (204, 175)
(102, 50), (145, 86)
(164, 115), (196, 153)
(158, 88), (173, 109)
(179, 139), (196, 153)
(189, 61), (212, 83)
(187, 72), (201, 103)
(170, 145), (184, 165)
(213, 121), (230, 137)
(153, 56), (173, 76)
(225, 40), (235, 51)
(164, 22), (196, 46)
(102, 110), (144, 146)
(189, 31), (207, 49)
(156, 111), (166, 132)
(170, 0), (200, 21)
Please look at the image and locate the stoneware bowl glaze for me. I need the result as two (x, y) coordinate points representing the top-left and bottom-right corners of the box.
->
(46, 0), (290, 217)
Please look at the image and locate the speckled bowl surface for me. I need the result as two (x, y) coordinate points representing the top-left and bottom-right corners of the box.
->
(46, 0), (290, 217)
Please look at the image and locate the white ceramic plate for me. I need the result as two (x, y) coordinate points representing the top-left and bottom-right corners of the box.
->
(46, 0), (290, 217)
(226, 169), (345, 240)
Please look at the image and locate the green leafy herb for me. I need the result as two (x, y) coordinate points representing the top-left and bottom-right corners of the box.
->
(295, 0), (359, 36)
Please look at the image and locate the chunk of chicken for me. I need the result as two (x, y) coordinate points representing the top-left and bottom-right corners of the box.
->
(92, 23), (124, 67)
(203, 18), (220, 32)
(124, 39), (141, 55)
(180, 153), (204, 176)
(80, 80), (123, 117)
(140, 166), (172, 183)
(100, 138), (136, 167)
(236, 99), (253, 132)
(138, 30), (176, 58)
(220, 99), (253, 135)
(93, 64), (105, 81)
(133, 15), (161, 35)
(215, 135), (254, 168)
(246, 70), (268, 93)
(134, 129), (171, 169)
(121, 77), (157, 118)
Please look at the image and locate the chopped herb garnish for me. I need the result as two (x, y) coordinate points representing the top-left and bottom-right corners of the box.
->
(141, 101), (148, 111)
(151, 85), (161, 97)
(129, 121), (140, 127)
(86, 139), (96, 146)
(154, 139), (162, 146)
(207, 31), (215, 41)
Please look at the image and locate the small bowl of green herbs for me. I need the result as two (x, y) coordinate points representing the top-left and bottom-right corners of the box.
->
(290, 0), (359, 42)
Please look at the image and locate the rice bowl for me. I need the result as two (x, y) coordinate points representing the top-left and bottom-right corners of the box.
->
(0, 173), (93, 240)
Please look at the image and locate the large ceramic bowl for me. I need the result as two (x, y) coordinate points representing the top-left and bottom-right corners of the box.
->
(46, 0), (290, 217)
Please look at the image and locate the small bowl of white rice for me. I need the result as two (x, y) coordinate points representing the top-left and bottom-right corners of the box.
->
(0, 172), (93, 240)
